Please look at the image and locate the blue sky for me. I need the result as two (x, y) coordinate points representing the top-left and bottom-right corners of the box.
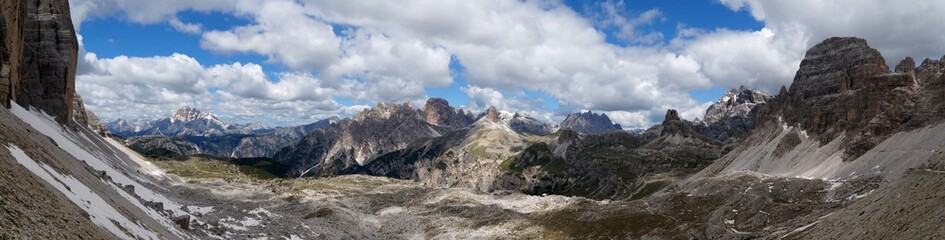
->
(70, 0), (945, 128)
(80, 0), (760, 106)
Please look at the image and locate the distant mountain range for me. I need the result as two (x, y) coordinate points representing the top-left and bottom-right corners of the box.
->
(108, 90), (770, 200)
(108, 107), (338, 158)
(108, 107), (266, 137)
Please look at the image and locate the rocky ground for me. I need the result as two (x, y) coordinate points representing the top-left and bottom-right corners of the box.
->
(133, 149), (880, 239)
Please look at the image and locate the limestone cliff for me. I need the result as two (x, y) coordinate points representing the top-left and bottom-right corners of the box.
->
(1, 0), (78, 124)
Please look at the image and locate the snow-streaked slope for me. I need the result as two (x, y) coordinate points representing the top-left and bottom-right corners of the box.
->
(9, 103), (192, 239)
(6, 145), (159, 239)
(698, 118), (945, 181)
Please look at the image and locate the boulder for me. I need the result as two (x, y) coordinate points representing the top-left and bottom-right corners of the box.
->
(173, 216), (190, 230)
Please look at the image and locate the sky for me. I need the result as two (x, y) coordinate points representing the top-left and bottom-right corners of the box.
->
(71, 0), (945, 128)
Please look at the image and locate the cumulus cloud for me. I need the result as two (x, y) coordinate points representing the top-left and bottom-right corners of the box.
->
(674, 28), (806, 92)
(717, 0), (945, 80)
(595, 1), (665, 44)
(71, 0), (945, 129)
(200, 0), (342, 71)
(76, 52), (354, 126)
(169, 18), (203, 34)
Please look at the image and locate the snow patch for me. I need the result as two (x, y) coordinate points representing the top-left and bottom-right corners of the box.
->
(186, 205), (215, 215)
(6, 145), (160, 240)
(10, 103), (189, 237)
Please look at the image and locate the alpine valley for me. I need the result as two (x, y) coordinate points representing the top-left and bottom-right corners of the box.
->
(2, 0), (945, 239)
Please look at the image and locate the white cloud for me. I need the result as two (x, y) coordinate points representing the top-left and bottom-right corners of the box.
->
(169, 18), (203, 34)
(70, 0), (945, 129)
(720, 0), (945, 72)
(76, 53), (353, 126)
(675, 28), (806, 92)
(200, 0), (341, 71)
(596, 1), (665, 44)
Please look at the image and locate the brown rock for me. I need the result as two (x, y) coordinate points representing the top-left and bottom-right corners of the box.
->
(420, 98), (473, 128)
(753, 37), (945, 161)
(1, 0), (78, 124)
(173, 216), (190, 230)
(896, 57), (916, 74)
(484, 106), (500, 122)
(71, 94), (109, 136)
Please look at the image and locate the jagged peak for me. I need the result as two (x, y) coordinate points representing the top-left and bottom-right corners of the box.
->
(664, 109), (680, 123)
(559, 110), (622, 135)
(420, 97), (474, 128)
(896, 56), (916, 74)
(171, 106), (219, 123)
(484, 106), (500, 122)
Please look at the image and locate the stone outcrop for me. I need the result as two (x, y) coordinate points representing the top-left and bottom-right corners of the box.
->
(274, 101), (450, 176)
(895, 56), (916, 74)
(750, 37), (945, 161)
(508, 112), (551, 135)
(693, 87), (773, 144)
(1, 0), (78, 124)
(420, 98), (474, 128)
(483, 106), (500, 122)
(558, 111), (622, 135)
(494, 115), (722, 199)
(71, 94), (108, 136)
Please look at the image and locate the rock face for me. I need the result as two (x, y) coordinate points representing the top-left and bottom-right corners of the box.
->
(344, 112), (532, 192)
(228, 118), (337, 158)
(693, 87), (773, 144)
(508, 112), (551, 135)
(71, 94), (108, 136)
(0, 0), (78, 124)
(751, 37), (945, 161)
(483, 106), (500, 122)
(895, 56), (916, 74)
(558, 111), (622, 135)
(274, 102), (450, 176)
(420, 98), (474, 128)
(487, 109), (721, 199)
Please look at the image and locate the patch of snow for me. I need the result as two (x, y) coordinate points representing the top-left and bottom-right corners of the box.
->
(6, 145), (159, 240)
(10, 103), (189, 237)
(219, 217), (249, 231)
(423, 189), (577, 214)
(240, 217), (262, 227)
(249, 207), (276, 217)
(377, 206), (405, 215)
(846, 190), (874, 200)
(186, 205), (214, 215)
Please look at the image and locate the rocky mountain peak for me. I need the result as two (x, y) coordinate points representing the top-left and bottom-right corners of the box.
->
(792, 37), (888, 98)
(508, 112), (551, 135)
(484, 106), (500, 122)
(354, 102), (414, 122)
(71, 94), (108, 136)
(664, 109), (680, 122)
(421, 98), (473, 128)
(896, 57), (916, 74)
(559, 111), (622, 135)
(754, 37), (945, 160)
(659, 109), (688, 136)
(692, 87), (772, 143)
(171, 106), (217, 123)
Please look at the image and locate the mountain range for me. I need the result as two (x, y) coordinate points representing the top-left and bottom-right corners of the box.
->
(3, 2), (945, 237)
